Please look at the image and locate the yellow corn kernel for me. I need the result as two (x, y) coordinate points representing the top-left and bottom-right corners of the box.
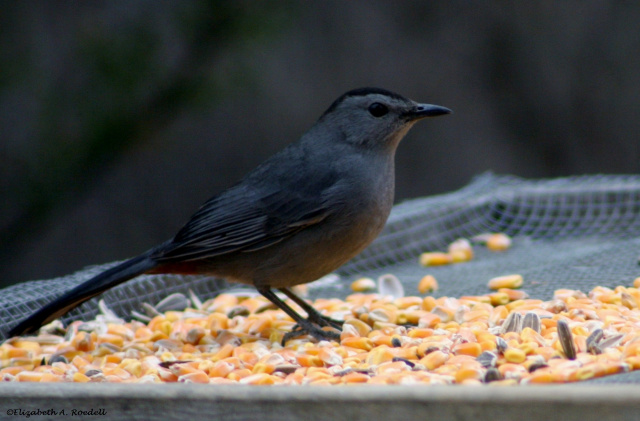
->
(340, 323), (359, 341)
(533, 346), (561, 361)
(408, 328), (434, 339)
(376, 361), (411, 376)
(567, 364), (599, 382)
(488, 292), (510, 306)
(400, 311), (423, 325)
(177, 370), (209, 384)
(418, 313), (442, 329)
(290, 284), (308, 299)
(450, 250), (471, 263)
(235, 349), (259, 367)
(498, 288), (529, 301)
(486, 233), (512, 251)
(71, 355), (91, 370)
(422, 296), (437, 311)
(351, 278), (376, 292)
(448, 238), (474, 262)
(97, 333), (126, 348)
(121, 359), (143, 377)
(370, 334), (393, 347)
(517, 342), (538, 355)
(240, 373), (278, 385)
(527, 369), (556, 383)
(417, 342), (440, 358)
(394, 296), (423, 309)
(207, 313), (229, 331)
(208, 360), (235, 378)
(317, 348), (343, 366)
(6, 348), (29, 359)
(476, 331), (497, 343)
(1, 366), (26, 377)
(16, 371), (45, 382)
(268, 329), (284, 345)
(497, 363), (527, 379)
(601, 361), (627, 376)
(420, 350), (449, 370)
(520, 328), (547, 347)
(296, 354), (323, 367)
(488, 305), (509, 326)
(11, 341), (41, 353)
(480, 340), (497, 352)
(227, 368), (252, 381)
(341, 372), (370, 383)
(105, 354), (122, 364)
(366, 346), (394, 366)
(455, 366), (483, 383)
(418, 275), (439, 294)
(301, 344), (320, 356)
(488, 274), (523, 290)
(39, 373), (62, 382)
(368, 307), (398, 324)
(453, 342), (482, 357)
(252, 363), (275, 375)
(341, 337), (375, 352)
(621, 293), (637, 309)
(460, 295), (492, 305)
(72, 372), (91, 383)
(395, 346), (418, 361)
(622, 341), (640, 358)
(212, 343), (234, 361)
(504, 348), (526, 363)
(624, 356), (640, 370)
(419, 252), (453, 267)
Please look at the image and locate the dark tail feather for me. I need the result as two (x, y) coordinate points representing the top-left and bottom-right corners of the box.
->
(8, 254), (158, 337)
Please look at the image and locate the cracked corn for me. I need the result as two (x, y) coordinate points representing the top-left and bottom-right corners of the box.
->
(2, 284), (640, 385)
(419, 234), (510, 268)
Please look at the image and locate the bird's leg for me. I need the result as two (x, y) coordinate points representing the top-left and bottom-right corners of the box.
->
(257, 287), (340, 344)
(278, 287), (343, 330)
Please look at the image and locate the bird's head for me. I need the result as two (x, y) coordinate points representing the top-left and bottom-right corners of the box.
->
(318, 87), (451, 150)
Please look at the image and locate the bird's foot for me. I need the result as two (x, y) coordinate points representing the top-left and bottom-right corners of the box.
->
(282, 319), (341, 345)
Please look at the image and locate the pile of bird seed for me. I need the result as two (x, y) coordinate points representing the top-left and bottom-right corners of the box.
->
(2, 276), (640, 385)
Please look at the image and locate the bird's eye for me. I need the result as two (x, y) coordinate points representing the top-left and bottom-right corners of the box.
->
(368, 102), (388, 117)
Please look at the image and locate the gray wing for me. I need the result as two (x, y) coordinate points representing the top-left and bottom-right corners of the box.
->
(153, 184), (332, 262)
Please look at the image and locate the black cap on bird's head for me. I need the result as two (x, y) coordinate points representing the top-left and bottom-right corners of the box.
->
(322, 87), (451, 119)
(317, 87), (451, 148)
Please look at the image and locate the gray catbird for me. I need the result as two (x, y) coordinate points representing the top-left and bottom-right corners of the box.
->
(9, 87), (450, 341)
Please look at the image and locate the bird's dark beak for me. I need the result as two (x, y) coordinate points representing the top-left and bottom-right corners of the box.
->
(404, 103), (452, 121)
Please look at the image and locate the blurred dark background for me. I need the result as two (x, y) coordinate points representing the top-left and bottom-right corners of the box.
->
(1, 1), (639, 288)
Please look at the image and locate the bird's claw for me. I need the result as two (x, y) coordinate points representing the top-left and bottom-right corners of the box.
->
(282, 319), (341, 345)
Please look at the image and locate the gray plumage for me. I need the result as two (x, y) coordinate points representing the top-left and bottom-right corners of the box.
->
(9, 87), (450, 340)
